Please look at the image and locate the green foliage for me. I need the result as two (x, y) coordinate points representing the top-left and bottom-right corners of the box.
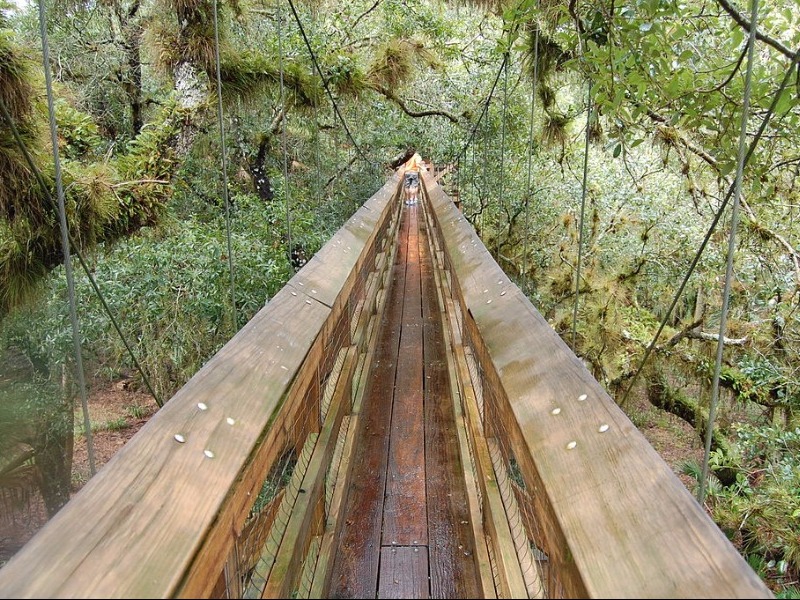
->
(703, 424), (800, 590)
(55, 100), (103, 160)
(220, 50), (322, 108)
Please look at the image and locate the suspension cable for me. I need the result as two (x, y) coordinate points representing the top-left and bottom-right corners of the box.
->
(211, 0), (237, 328)
(522, 16), (541, 294)
(571, 2), (592, 351)
(620, 48), (800, 407)
(309, 5), (323, 207)
(698, 0), (759, 505)
(499, 51), (509, 220)
(277, 0), (293, 271)
(286, 0), (371, 165)
(450, 53), (508, 168)
(37, 0), (96, 475)
(572, 78), (592, 351)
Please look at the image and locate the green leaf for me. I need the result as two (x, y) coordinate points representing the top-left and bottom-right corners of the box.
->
(613, 143), (622, 158)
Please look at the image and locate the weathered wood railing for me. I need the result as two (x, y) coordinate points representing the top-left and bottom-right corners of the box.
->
(0, 175), (404, 599)
(421, 170), (772, 599)
(0, 168), (774, 598)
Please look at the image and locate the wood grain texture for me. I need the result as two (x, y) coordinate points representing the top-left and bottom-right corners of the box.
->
(383, 205), (427, 546)
(423, 171), (773, 599)
(261, 346), (357, 598)
(0, 176), (402, 600)
(327, 199), (410, 599)
(378, 546), (430, 599)
(418, 203), (482, 600)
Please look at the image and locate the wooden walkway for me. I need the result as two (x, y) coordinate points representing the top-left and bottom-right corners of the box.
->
(328, 202), (481, 599)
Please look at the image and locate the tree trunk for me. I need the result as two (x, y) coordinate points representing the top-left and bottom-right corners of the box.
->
(35, 375), (74, 518)
(647, 373), (738, 487)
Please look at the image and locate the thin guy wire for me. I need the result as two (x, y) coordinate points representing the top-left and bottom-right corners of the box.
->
(698, 0), (759, 505)
(286, 0), (370, 165)
(212, 0), (237, 328)
(523, 17), (541, 293)
(620, 49), (800, 406)
(38, 0), (95, 475)
(277, 0), (293, 271)
(451, 53), (508, 167)
(310, 7), (323, 206)
(571, 0), (592, 352)
(0, 96), (162, 407)
(572, 78), (592, 351)
(499, 51), (509, 220)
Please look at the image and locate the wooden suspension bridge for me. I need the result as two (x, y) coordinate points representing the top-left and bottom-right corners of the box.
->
(0, 167), (774, 598)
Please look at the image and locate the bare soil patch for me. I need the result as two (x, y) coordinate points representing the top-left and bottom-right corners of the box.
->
(0, 380), (158, 566)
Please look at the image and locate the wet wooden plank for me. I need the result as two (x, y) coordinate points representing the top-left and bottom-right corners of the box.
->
(418, 205), (482, 599)
(377, 546), (430, 600)
(327, 205), (411, 599)
(383, 205), (427, 546)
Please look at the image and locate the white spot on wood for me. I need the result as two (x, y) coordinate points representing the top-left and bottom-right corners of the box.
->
(197, 402), (208, 411)
(204, 449), (215, 459)
(551, 407), (561, 415)
(226, 417), (235, 426)
(566, 441), (577, 450)
(174, 434), (186, 443)
(599, 424), (609, 433)
(578, 394), (588, 401)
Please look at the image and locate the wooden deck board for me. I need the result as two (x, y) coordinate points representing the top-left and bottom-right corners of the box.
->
(327, 202), (481, 599)
(327, 203), (410, 599)
(419, 206), (483, 600)
(378, 546), (430, 599)
(383, 206), (427, 546)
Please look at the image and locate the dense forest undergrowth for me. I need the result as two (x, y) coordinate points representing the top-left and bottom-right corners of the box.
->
(2, 0), (800, 595)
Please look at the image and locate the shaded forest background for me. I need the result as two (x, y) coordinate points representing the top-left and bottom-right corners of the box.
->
(1, 0), (800, 595)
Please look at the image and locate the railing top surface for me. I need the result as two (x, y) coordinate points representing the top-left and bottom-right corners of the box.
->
(423, 171), (771, 599)
(0, 175), (400, 599)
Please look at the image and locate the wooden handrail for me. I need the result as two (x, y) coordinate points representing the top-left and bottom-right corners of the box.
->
(422, 170), (773, 599)
(0, 175), (402, 599)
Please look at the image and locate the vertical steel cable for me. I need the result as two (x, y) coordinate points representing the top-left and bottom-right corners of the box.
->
(698, 0), (759, 504)
(212, 0), (237, 327)
(523, 16), (541, 293)
(498, 51), (509, 223)
(37, 0), (96, 474)
(571, 78), (592, 351)
(571, 1), (592, 351)
(309, 1), (322, 206)
(277, 0), (293, 271)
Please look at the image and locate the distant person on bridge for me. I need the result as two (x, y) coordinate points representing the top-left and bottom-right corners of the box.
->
(403, 152), (424, 205)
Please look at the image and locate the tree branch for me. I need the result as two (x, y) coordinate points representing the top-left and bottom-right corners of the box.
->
(715, 0), (795, 60)
(685, 330), (749, 345)
(372, 85), (460, 123)
(352, 0), (381, 30)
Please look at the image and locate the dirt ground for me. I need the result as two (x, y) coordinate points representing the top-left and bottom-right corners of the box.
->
(0, 381), (158, 566)
(1, 380), (703, 569)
